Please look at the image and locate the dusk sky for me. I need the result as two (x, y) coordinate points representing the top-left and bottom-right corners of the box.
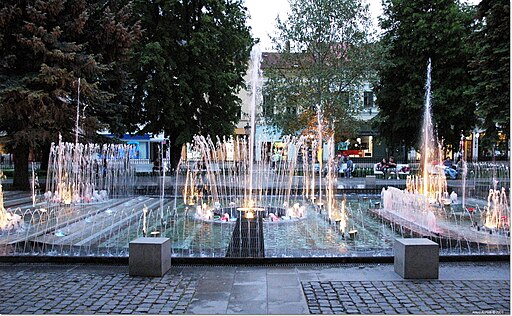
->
(245, 0), (479, 51)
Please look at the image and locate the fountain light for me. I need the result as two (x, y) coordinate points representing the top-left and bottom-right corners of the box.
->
(483, 188), (509, 230)
(348, 229), (358, 239)
(221, 213), (230, 222)
(0, 178), (24, 231)
(237, 207), (264, 220)
(337, 200), (348, 234)
(187, 196), (195, 206)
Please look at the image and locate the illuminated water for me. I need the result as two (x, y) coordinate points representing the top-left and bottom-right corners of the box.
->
(0, 52), (509, 259)
(0, 191), (509, 258)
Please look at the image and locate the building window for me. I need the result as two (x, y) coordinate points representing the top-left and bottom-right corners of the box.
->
(364, 91), (374, 108)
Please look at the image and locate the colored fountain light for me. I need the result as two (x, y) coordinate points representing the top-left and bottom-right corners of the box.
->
(0, 48), (509, 258)
(182, 134), (308, 223)
(337, 200), (348, 235)
(45, 136), (136, 205)
(483, 188), (509, 230)
(379, 59), (449, 234)
(0, 172), (23, 232)
(378, 59), (510, 248)
(244, 210), (254, 219)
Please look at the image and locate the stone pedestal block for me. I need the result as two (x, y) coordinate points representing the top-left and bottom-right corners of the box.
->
(129, 237), (171, 277)
(394, 238), (439, 279)
(365, 175), (376, 189)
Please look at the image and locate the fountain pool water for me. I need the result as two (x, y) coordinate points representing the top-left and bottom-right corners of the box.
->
(1, 191), (509, 257)
(0, 52), (509, 259)
(0, 129), (507, 258)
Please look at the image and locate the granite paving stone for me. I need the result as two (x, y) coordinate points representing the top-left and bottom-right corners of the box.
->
(0, 261), (508, 314)
(0, 265), (199, 314)
(302, 279), (510, 315)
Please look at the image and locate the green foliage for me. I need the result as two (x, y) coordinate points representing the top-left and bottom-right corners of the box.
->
(375, 0), (476, 151)
(263, 0), (377, 143)
(128, 0), (253, 166)
(469, 0), (510, 152)
(0, 0), (140, 189)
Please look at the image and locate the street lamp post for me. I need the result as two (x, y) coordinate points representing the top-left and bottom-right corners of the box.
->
(244, 122), (251, 137)
(473, 131), (480, 162)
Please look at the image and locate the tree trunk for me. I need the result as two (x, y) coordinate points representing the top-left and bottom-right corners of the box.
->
(39, 142), (51, 173)
(12, 143), (30, 190)
(169, 142), (183, 172)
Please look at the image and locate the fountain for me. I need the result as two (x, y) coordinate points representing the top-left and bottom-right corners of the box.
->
(45, 135), (136, 204)
(481, 188), (509, 233)
(0, 53), (509, 259)
(174, 133), (311, 257)
(375, 59), (510, 252)
(169, 44), (345, 257)
(0, 173), (23, 232)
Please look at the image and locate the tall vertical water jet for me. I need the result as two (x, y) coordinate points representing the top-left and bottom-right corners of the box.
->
(248, 44), (262, 204)
(316, 105), (323, 207)
(0, 176), (7, 229)
(459, 134), (468, 209)
(380, 59), (447, 233)
(31, 162), (37, 207)
(75, 78), (81, 145)
(422, 59), (434, 197)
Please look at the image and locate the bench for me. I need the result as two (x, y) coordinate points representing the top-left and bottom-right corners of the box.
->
(338, 163), (355, 177)
(133, 163), (154, 175)
(394, 238), (439, 279)
(129, 237), (171, 276)
(374, 163), (410, 179)
(428, 164), (454, 175)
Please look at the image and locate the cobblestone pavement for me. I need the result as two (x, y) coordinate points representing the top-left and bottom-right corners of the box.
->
(0, 264), (197, 314)
(0, 261), (509, 314)
(302, 280), (510, 315)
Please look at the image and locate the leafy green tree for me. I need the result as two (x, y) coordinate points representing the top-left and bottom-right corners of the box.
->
(374, 0), (476, 153)
(262, 0), (377, 142)
(469, 0), (509, 157)
(0, 0), (140, 189)
(128, 0), (253, 167)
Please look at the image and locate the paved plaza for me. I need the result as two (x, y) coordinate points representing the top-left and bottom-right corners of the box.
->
(0, 260), (509, 314)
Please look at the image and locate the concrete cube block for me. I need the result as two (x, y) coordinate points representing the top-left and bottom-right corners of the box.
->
(129, 237), (171, 277)
(394, 238), (439, 279)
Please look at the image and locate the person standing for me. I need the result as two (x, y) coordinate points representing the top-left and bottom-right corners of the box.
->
(345, 157), (353, 178)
